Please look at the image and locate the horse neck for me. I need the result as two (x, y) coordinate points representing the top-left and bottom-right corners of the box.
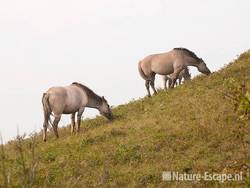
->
(185, 56), (200, 67)
(86, 94), (102, 109)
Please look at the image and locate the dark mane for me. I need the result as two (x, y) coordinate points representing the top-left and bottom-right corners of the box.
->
(72, 82), (102, 101)
(184, 67), (191, 76)
(174, 47), (201, 61)
(184, 67), (190, 73)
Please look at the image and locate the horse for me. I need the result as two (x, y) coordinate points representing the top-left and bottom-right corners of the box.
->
(138, 48), (211, 97)
(42, 82), (112, 142)
(163, 67), (191, 89)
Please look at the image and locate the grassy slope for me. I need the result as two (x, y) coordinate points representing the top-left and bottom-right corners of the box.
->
(1, 51), (250, 187)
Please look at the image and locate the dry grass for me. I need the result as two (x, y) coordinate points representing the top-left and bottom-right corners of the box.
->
(0, 50), (250, 187)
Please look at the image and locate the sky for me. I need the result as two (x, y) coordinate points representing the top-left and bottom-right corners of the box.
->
(0, 0), (249, 142)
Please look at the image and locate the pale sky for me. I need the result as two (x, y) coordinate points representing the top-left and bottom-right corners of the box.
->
(0, 0), (249, 142)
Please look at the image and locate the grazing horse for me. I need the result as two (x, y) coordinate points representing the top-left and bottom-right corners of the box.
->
(42, 82), (112, 142)
(163, 67), (191, 89)
(138, 48), (211, 96)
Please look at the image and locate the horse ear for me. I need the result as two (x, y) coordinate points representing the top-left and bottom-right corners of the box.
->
(102, 96), (107, 102)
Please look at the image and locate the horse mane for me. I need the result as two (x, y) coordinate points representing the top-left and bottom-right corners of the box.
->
(174, 48), (201, 61)
(185, 67), (190, 74)
(72, 82), (102, 101)
(184, 67), (191, 77)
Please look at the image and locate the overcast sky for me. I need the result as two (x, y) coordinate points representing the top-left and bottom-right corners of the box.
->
(0, 0), (249, 142)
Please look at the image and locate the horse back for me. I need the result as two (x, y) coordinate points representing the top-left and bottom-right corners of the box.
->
(150, 51), (176, 75)
(46, 86), (88, 115)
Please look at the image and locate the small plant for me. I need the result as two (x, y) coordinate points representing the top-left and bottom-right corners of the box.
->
(223, 78), (250, 166)
(14, 132), (38, 188)
(113, 144), (142, 164)
(27, 133), (38, 186)
(15, 134), (29, 187)
(0, 135), (9, 188)
(223, 78), (250, 120)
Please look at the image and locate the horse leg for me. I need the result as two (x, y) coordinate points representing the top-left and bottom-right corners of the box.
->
(52, 115), (61, 138)
(179, 77), (182, 85)
(170, 71), (182, 88)
(145, 80), (151, 97)
(163, 76), (167, 90)
(150, 81), (157, 95)
(43, 121), (48, 142)
(71, 113), (76, 134)
(43, 111), (49, 142)
(170, 74), (178, 88)
(76, 108), (85, 133)
(168, 79), (172, 88)
(150, 74), (157, 95)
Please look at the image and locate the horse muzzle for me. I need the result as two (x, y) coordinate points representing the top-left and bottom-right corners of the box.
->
(206, 70), (211, 75)
(102, 112), (113, 121)
(107, 113), (113, 121)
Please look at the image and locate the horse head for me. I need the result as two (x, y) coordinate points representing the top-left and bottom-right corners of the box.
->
(197, 58), (211, 75)
(99, 96), (113, 120)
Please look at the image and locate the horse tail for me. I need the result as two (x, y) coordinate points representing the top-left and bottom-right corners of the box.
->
(42, 93), (52, 126)
(138, 61), (148, 80)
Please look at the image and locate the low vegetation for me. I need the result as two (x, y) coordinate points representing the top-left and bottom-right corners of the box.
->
(0, 51), (250, 187)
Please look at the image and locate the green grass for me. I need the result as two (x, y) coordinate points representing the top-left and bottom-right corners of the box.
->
(1, 51), (250, 187)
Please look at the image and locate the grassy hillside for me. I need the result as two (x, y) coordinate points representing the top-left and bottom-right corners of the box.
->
(1, 51), (250, 187)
